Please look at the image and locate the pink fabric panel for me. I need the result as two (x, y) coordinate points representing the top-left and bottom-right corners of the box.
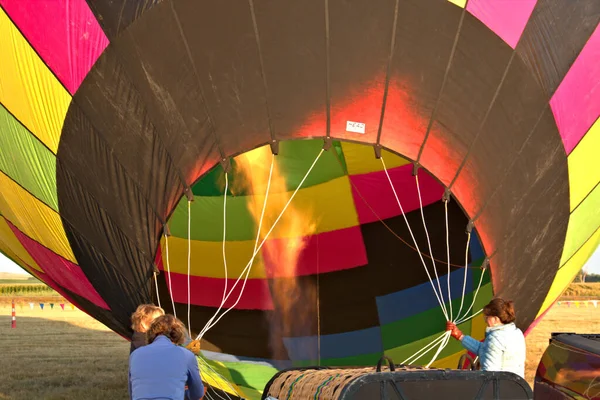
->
(8, 222), (109, 309)
(261, 226), (368, 278)
(550, 25), (600, 154)
(29, 267), (83, 310)
(0, 0), (109, 94)
(164, 272), (274, 310)
(467, 0), (537, 49)
(350, 165), (444, 224)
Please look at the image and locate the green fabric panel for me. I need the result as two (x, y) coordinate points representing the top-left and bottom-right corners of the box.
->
(332, 140), (348, 174)
(169, 194), (256, 241)
(293, 352), (381, 368)
(560, 183), (600, 265)
(191, 140), (347, 197)
(0, 104), (58, 210)
(216, 360), (278, 394)
(381, 291), (476, 350)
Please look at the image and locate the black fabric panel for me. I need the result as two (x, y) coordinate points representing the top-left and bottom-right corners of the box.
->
(111, 3), (221, 185)
(61, 217), (149, 336)
(517, 0), (600, 97)
(458, 54), (549, 223)
(421, 12), (513, 183)
(477, 108), (569, 328)
(381, 0), (463, 158)
(57, 104), (161, 275)
(252, 0), (327, 140)
(171, 0), (272, 157)
(85, 0), (162, 40)
(71, 48), (184, 217)
(317, 200), (470, 335)
(190, 305), (280, 360)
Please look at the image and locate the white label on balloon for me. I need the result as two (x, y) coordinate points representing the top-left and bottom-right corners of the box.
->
(346, 121), (366, 134)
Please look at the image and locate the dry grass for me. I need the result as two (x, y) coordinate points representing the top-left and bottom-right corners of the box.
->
(0, 303), (129, 400)
(562, 282), (600, 299)
(1, 301), (599, 398)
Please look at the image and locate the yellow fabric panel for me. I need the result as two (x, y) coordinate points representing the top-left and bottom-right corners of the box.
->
(470, 312), (487, 340)
(0, 8), (71, 153)
(341, 142), (410, 175)
(0, 217), (42, 272)
(448, 0), (467, 8)
(537, 227), (600, 317)
(568, 119), (600, 211)
(0, 172), (76, 262)
(162, 236), (267, 279)
(430, 352), (463, 369)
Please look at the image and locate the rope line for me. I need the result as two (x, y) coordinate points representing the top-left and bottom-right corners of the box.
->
(415, 174), (448, 319)
(199, 149), (324, 338)
(153, 272), (161, 309)
(402, 332), (447, 365)
(455, 268), (487, 324)
(380, 157), (448, 320)
(187, 200), (192, 337)
(198, 357), (239, 400)
(444, 199), (452, 321)
(198, 154), (275, 338)
(425, 331), (452, 368)
(164, 232), (177, 318)
(455, 232), (472, 320)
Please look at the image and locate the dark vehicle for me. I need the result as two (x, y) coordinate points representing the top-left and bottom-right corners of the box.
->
(534, 333), (600, 399)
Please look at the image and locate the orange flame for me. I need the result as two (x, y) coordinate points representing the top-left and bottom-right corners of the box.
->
(235, 145), (318, 359)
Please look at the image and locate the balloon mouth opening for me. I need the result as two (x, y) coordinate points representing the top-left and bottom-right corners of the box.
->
(162, 138), (487, 361)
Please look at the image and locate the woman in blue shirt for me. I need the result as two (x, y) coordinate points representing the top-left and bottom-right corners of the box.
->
(129, 314), (205, 400)
(446, 298), (526, 378)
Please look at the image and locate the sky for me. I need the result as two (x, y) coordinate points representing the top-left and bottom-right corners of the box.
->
(1, 246), (600, 275)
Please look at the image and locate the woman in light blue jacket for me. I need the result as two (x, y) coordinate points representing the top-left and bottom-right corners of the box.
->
(446, 298), (526, 378)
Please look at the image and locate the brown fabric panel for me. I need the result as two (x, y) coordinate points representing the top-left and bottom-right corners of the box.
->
(419, 12), (514, 184)
(111, 2), (221, 186)
(85, 0), (162, 40)
(380, 0), (464, 158)
(251, 0), (327, 140)
(454, 54), (549, 222)
(517, 0), (600, 96)
(476, 107), (570, 327)
(170, 0), (272, 157)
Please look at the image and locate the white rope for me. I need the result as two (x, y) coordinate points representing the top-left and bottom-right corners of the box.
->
(425, 331), (452, 368)
(187, 200), (192, 337)
(153, 272), (162, 308)
(220, 173), (229, 317)
(455, 267), (487, 324)
(444, 199), (452, 321)
(380, 157), (448, 320)
(199, 149), (324, 338)
(198, 154), (274, 338)
(455, 231), (472, 321)
(415, 174), (449, 320)
(456, 308), (483, 325)
(164, 231), (177, 318)
(402, 332), (447, 365)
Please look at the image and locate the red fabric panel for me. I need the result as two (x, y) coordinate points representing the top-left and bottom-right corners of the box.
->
(9, 222), (109, 309)
(0, 0), (109, 94)
(261, 226), (368, 277)
(163, 271), (274, 310)
(350, 164), (444, 224)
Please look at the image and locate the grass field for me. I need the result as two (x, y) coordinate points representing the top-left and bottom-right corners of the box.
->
(1, 302), (599, 399)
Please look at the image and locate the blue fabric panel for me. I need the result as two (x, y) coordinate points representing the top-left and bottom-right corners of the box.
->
(376, 268), (473, 325)
(283, 326), (383, 360)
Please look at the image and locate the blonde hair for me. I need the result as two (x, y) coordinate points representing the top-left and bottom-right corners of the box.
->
(131, 304), (164, 332)
(146, 314), (186, 345)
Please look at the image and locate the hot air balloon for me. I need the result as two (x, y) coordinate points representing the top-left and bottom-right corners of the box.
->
(0, 0), (598, 398)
